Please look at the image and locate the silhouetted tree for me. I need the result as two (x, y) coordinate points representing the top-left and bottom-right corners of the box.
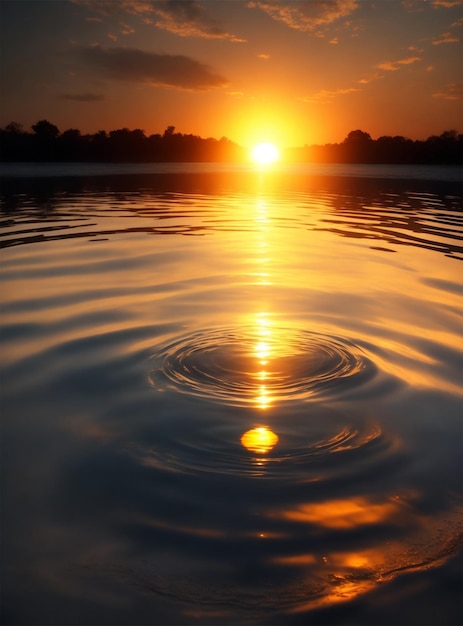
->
(4, 121), (24, 134)
(424, 130), (462, 163)
(163, 126), (176, 138)
(341, 130), (374, 162)
(90, 130), (109, 161)
(107, 128), (148, 161)
(0, 120), (461, 164)
(375, 135), (415, 163)
(32, 119), (59, 139)
(31, 119), (60, 160)
(58, 129), (87, 161)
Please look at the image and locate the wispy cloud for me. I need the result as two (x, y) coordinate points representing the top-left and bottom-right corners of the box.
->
(120, 22), (135, 35)
(257, 53), (271, 59)
(142, 0), (246, 41)
(433, 82), (463, 99)
(357, 72), (382, 84)
(72, 0), (245, 41)
(76, 44), (229, 90)
(431, 0), (463, 7)
(403, 0), (462, 10)
(59, 92), (105, 102)
(247, 0), (359, 32)
(401, 0), (426, 12)
(377, 56), (421, 71)
(432, 32), (460, 44)
(301, 86), (360, 103)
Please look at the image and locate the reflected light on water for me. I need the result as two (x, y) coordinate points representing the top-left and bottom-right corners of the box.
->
(253, 312), (274, 407)
(241, 426), (279, 454)
(279, 497), (400, 529)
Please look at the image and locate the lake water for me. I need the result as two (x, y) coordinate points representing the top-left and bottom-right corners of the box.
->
(1, 162), (462, 625)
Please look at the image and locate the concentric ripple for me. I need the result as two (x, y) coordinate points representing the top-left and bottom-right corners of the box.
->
(148, 326), (377, 408)
(136, 411), (396, 482)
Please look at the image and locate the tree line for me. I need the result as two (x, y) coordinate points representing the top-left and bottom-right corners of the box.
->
(0, 121), (245, 163)
(287, 129), (462, 165)
(1, 121), (462, 164)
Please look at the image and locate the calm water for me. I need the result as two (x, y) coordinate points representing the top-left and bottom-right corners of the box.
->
(1, 163), (462, 625)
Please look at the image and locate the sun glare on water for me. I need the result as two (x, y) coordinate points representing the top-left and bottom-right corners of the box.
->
(241, 426), (279, 454)
(251, 142), (280, 165)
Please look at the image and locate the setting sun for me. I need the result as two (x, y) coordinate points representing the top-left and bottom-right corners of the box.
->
(251, 142), (280, 165)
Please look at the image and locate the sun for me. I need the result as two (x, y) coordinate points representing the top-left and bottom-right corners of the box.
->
(251, 142), (280, 165)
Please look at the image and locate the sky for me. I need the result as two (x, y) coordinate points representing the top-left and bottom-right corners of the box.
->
(0, 0), (462, 147)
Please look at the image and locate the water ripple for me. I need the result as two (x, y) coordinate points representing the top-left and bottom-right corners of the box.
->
(136, 412), (395, 483)
(148, 327), (377, 408)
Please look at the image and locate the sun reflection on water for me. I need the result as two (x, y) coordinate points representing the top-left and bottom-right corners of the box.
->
(241, 426), (279, 454)
(252, 312), (275, 408)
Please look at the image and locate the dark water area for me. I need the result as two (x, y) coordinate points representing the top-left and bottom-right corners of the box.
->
(1, 163), (462, 625)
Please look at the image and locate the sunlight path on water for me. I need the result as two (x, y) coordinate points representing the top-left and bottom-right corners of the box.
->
(0, 163), (462, 625)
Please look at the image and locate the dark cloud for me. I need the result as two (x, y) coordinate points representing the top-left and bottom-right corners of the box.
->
(77, 45), (229, 90)
(136, 0), (246, 41)
(72, 0), (245, 41)
(59, 92), (105, 102)
(247, 0), (359, 32)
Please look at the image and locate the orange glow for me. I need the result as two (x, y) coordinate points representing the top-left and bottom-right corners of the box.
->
(273, 554), (318, 566)
(241, 426), (279, 454)
(279, 497), (399, 529)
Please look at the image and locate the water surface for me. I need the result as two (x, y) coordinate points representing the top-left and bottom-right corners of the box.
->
(1, 163), (462, 625)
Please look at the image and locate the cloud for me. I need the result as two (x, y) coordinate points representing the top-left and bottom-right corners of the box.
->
(401, 0), (426, 11)
(377, 61), (399, 71)
(431, 0), (463, 7)
(403, 0), (462, 10)
(257, 53), (271, 59)
(59, 92), (105, 102)
(433, 82), (463, 99)
(141, 0), (246, 41)
(377, 56), (421, 71)
(397, 56), (422, 65)
(120, 22), (135, 35)
(301, 86), (360, 103)
(77, 44), (229, 90)
(432, 32), (460, 44)
(246, 0), (359, 32)
(357, 72), (382, 84)
(72, 0), (245, 41)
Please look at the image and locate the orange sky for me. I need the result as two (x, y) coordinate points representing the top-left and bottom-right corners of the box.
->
(1, 0), (462, 147)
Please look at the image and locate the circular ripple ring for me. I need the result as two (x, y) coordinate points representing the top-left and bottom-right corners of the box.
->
(148, 326), (377, 407)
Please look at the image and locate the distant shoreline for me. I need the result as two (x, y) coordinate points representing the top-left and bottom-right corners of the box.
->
(1, 162), (461, 184)
(1, 123), (462, 165)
